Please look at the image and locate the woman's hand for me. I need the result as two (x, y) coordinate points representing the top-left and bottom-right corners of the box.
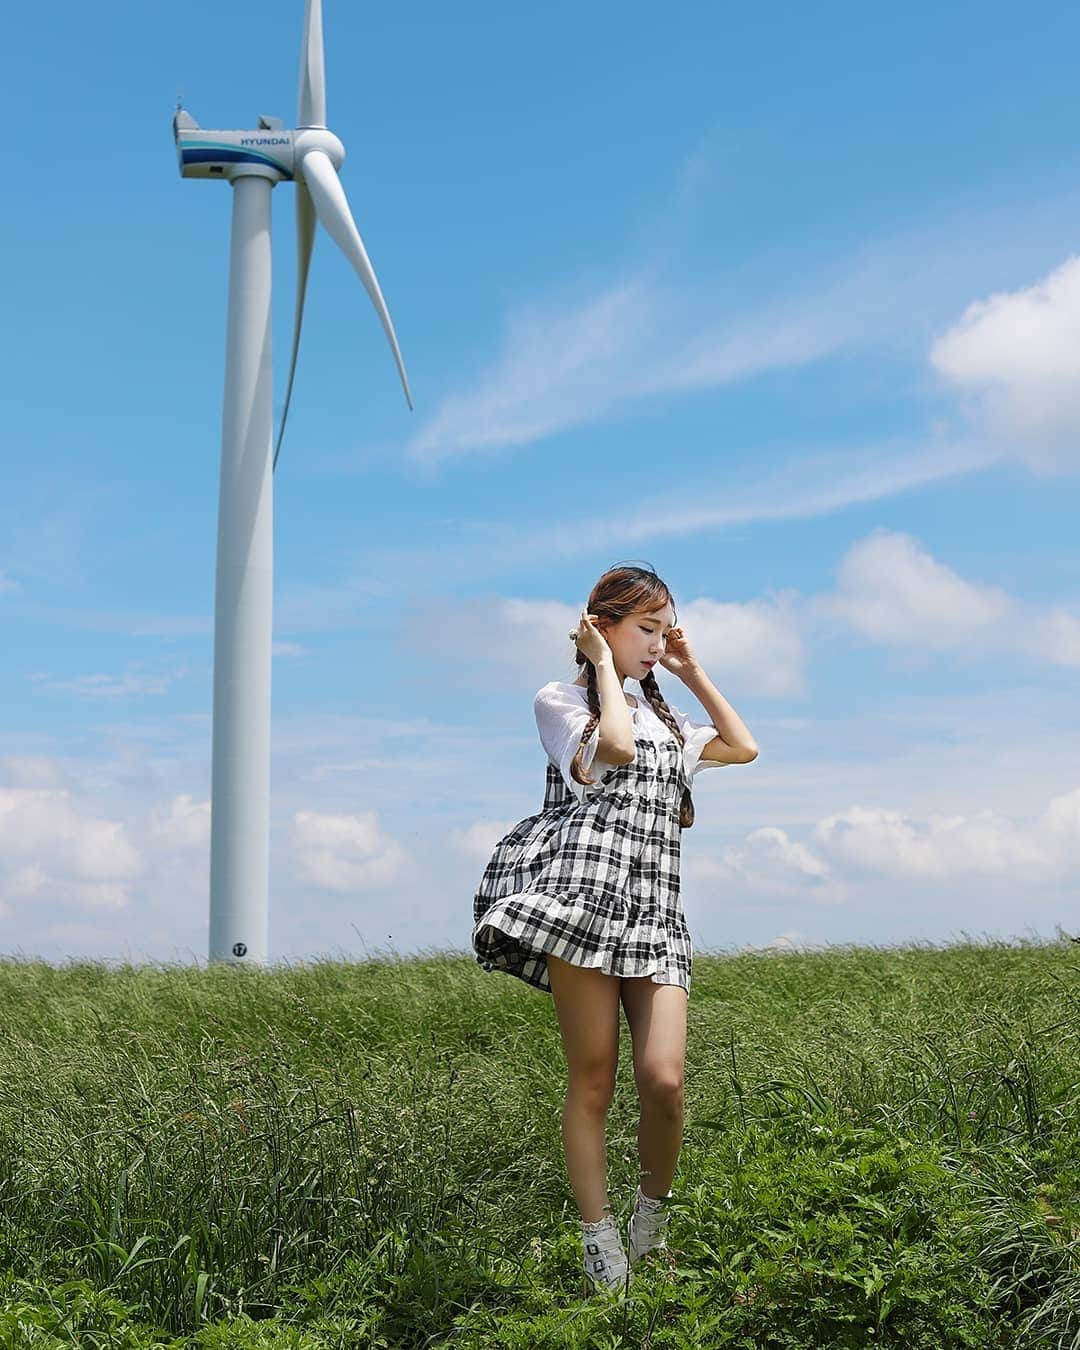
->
(573, 610), (611, 667)
(658, 626), (698, 679)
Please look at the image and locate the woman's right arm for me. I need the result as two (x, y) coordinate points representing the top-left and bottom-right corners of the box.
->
(593, 653), (635, 764)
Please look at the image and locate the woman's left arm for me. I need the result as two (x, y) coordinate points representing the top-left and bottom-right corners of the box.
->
(661, 627), (759, 760)
(680, 665), (758, 760)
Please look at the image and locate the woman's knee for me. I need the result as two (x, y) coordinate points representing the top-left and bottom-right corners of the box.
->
(637, 1065), (685, 1108)
(566, 1064), (617, 1113)
(546, 954), (621, 1092)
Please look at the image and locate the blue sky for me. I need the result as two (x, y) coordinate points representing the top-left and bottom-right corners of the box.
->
(3, 0), (1080, 967)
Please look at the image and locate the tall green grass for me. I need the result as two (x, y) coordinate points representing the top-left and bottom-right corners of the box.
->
(0, 933), (1076, 1347)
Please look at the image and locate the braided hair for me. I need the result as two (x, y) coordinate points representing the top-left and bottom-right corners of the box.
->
(568, 562), (695, 829)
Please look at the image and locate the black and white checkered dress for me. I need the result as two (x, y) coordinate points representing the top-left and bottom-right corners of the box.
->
(471, 704), (700, 996)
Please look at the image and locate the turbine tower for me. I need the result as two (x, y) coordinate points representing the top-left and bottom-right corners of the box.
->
(173, 0), (412, 966)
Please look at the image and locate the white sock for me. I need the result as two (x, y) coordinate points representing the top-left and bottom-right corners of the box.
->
(635, 1184), (668, 1209)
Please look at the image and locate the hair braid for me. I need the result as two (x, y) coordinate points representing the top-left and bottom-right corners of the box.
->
(568, 656), (695, 829)
(639, 667), (695, 828)
(568, 661), (604, 789)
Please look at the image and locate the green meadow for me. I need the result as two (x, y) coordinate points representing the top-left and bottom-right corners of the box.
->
(0, 935), (1077, 1347)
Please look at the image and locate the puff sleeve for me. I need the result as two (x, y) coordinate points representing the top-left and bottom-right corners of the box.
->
(668, 701), (727, 778)
(534, 684), (627, 803)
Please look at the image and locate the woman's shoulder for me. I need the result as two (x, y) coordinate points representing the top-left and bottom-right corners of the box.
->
(534, 682), (589, 720)
(535, 680), (586, 701)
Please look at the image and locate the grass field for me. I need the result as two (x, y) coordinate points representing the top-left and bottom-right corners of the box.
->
(0, 934), (1077, 1347)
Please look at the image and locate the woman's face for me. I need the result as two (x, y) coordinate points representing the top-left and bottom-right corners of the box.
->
(600, 602), (677, 682)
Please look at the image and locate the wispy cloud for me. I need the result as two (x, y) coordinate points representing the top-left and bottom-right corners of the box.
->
(398, 180), (1080, 471)
(28, 667), (188, 699)
(401, 270), (866, 470)
(6, 604), (212, 638)
(353, 433), (1006, 593)
(406, 279), (663, 466)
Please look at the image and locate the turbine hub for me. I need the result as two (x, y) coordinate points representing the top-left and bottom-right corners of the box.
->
(294, 127), (345, 171)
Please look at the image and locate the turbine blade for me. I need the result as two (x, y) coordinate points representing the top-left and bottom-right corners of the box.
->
(297, 0), (326, 128)
(300, 149), (414, 411)
(273, 180), (317, 473)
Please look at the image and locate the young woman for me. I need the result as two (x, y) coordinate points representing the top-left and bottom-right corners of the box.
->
(471, 563), (758, 1296)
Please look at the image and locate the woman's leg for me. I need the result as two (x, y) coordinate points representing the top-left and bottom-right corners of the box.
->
(546, 954), (622, 1223)
(619, 979), (688, 1197)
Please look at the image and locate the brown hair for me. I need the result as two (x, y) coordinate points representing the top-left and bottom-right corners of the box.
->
(569, 562), (695, 829)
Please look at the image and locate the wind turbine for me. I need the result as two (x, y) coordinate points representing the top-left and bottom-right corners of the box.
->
(173, 0), (412, 966)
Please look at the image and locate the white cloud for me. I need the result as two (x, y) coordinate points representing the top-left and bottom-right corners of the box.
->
(930, 254), (1080, 475)
(0, 756), (68, 789)
(814, 798), (1067, 880)
(402, 590), (806, 696)
(452, 819), (518, 862)
(811, 529), (1017, 652)
(0, 674), (1075, 962)
(0, 786), (144, 911)
(402, 529), (1080, 717)
(401, 594), (585, 686)
(289, 809), (408, 892)
(664, 595), (805, 698)
(8, 864), (48, 898)
(150, 795), (211, 851)
(1022, 607), (1080, 666)
(68, 882), (136, 909)
(684, 827), (844, 901)
(682, 785), (1080, 903)
(804, 528), (1080, 670)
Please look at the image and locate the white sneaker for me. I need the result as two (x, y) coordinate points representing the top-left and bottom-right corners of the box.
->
(628, 1184), (671, 1266)
(581, 1215), (629, 1295)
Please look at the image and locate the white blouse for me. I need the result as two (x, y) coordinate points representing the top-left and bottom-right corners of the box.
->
(534, 680), (727, 803)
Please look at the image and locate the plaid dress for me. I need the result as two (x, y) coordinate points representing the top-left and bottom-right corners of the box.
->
(471, 721), (695, 996)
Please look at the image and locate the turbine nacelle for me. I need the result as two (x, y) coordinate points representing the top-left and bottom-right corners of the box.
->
(173, 120), (347, 183)
(174, 123), (296, 181)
